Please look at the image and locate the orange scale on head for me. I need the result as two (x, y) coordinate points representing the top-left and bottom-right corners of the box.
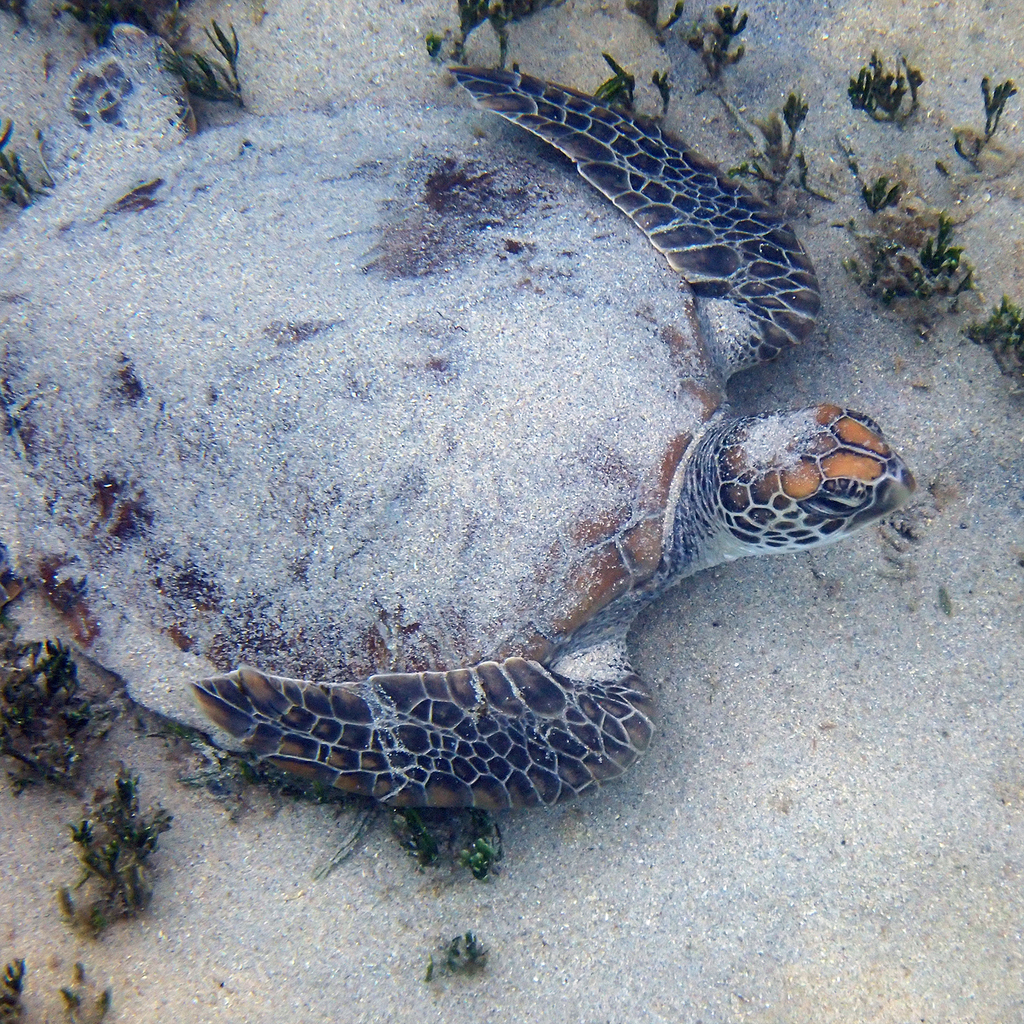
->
(781, 460), (822, 499)
(815, 403), (844, 425)
(808, 432), (839, 456)
(822, 452), (883, 481)
(835, 416), (890, 455)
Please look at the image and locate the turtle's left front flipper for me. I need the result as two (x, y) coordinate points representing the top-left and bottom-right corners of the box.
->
(451, 66), (820, 375)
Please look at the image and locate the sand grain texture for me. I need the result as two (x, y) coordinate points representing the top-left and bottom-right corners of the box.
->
(1, 0), (1022, 1020)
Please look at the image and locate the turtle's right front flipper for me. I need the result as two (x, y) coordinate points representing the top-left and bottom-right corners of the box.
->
(193, 658), (654, 810)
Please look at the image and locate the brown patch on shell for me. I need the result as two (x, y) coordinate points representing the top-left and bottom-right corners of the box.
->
(541, 430), (693, 642)
(659, 319), (715, 380)
(649, 432), (693, 512)
(620, 516), (663, 576)
(566, 506), (632, 547)
(491, 630), (556, 664)
(553, 542), (633, 637)
(679, 381), (720, 423)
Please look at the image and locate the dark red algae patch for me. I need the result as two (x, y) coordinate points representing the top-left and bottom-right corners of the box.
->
(37, 556), (100, 645)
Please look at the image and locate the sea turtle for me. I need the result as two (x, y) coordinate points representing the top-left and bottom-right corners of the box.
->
(191, 67), (915, 810)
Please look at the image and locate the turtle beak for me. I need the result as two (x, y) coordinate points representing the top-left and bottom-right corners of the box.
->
(799, 408), (916, 529)
(879, 457), (916, 508)
(845, 453), (916, 528)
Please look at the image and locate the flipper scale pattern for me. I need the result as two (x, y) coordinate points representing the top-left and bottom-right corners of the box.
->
(193, 660), (655, 809)
(451, 66), (821, 370)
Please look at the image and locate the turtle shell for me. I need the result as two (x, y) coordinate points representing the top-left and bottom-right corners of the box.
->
(0, 94), (723, 727)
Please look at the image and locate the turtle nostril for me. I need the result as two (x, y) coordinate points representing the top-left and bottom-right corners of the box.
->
(897, 461), (917, 494)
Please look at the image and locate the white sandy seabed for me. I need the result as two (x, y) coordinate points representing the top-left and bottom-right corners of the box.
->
(0, 0), (1023, 1021)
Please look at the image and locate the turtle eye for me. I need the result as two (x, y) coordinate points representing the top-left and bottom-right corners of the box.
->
(802, 479), (869, 516)
(823, 477), (870, 502)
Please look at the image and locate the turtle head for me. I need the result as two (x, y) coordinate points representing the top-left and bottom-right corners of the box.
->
(671, 403), (915, 572)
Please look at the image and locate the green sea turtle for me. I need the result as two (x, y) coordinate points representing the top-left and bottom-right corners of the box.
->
(191, 68), (915, 810)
